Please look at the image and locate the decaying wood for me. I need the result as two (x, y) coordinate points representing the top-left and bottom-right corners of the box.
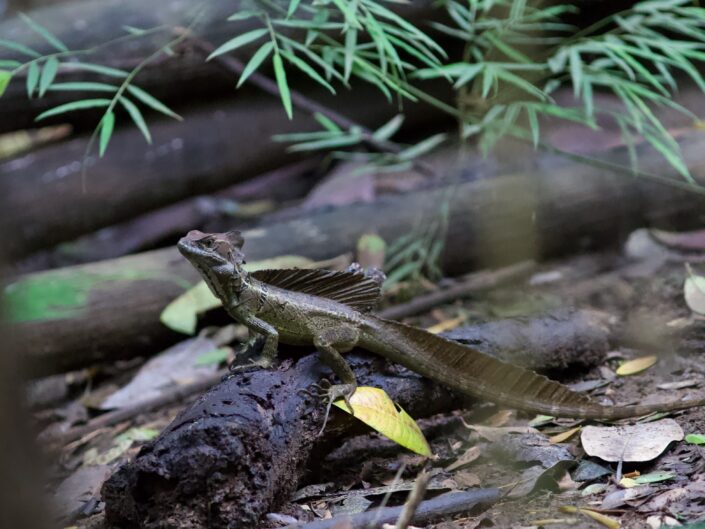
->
(102, 307), (605, 528)
(17, 159), (321, 272)
(3, 79), (446, 258)
(10, 132), (705, 377)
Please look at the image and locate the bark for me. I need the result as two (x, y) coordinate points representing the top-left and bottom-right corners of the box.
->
(9, 131), (705, 377)
(1, 85), (446, 258)
(101, 309), (608, 529)
(16, 159), (321, 272)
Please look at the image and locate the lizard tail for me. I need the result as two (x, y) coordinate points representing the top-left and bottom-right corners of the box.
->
(367, 316), (705, 419)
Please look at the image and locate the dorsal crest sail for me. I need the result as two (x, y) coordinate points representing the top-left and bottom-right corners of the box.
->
(252, 268), (382, 312)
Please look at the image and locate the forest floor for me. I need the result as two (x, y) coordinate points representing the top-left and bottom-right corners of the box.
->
(42, 230), (705, 529)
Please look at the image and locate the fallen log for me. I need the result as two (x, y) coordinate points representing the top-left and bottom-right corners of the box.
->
(101, 309), (608, 528)
(16, 159), (322, 272)
(1, 82), (445, 258)
(8, 131), (705, 376)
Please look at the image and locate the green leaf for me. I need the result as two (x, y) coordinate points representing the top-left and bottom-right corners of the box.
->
(62, 62), (129, 78)
(237, 41), (274, 88)
(227, 10), (260, 21)
(0, 60), (22, 69)
(526, 105), (540, 147)
(26, 60), (39, 98)
(38, 56), (59, 96)
(48, 82), (117, 92)
(126, 85), (182, 120)
(119, 97), (152, 144)
(287, 0), (302, 18)
(373, 114), (404, 141)
(194, 347), (231, 366)
(397, 133), (445, 160)
(685, 433), (705, 445)
(207, 29), (269, 60)
(632, 471), (676, 485)
(344, 28), (357, 82)
(287, 133), (362, 152)
(333, 386), (432, 456)
(19, 13), (68, 52)
(35, 98), (111, 121)
(313, 112), (342, 132)
(98, 111), (115, 157)
(273, 52), (292, 120)
(569, 47), (582, 97)
(280, 50), (335, 94)
(0, 70), (12, 98)
(0, 38), (40, 58)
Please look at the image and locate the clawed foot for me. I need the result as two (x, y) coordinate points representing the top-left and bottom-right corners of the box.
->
(299, 379), (357, 435)
(229, 356), (274, 373)
(229, 336), (272, 373)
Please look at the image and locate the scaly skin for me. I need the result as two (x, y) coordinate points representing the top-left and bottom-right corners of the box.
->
(178, 230), (705, 421)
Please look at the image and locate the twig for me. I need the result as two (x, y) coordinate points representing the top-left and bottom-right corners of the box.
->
(183, 33), (437, 178)
(379, 260), (535, 320)
(395, 469), (430, 529)
(41, 370), (227, 446)
(283, 488), (500, 529)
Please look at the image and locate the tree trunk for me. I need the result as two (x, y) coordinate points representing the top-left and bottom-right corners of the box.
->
(8, 132), (705, 377)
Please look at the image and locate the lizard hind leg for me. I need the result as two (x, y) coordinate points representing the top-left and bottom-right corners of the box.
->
(311, 325), (360, 434)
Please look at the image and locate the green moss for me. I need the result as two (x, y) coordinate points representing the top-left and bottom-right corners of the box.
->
(4, 269), (192, 323)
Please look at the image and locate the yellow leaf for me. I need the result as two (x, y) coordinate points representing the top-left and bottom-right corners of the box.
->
(619, 477), (638, 488)
(426, 315), (466, 334)
(615, 355), (658, 376)
(549, 426), (581, 444)
(560, 506), (620, 529)
(333, 386), (432, 456)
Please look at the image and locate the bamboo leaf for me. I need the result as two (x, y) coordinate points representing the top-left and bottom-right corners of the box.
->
(26, 60), (39, 98)
(0, 38), (40, 58)
(98, 111), (115, 157)
(48, 82), (117, 92)
(119, 97), (152, 144)
(280, 50), (335, 94)
(38, 56), (59, 96)
(0, 70), (12, 98)
(62, 62), (129, 78)
(35, 98), (111, 121)
(333, 386), (432, 456)
(273, 52), (293, 119)
(373, 114), (404, 141)
(126, 85), (182, 120)
(237, 41), (274, 88)
(287, 0), (302, 18)
(397, 133), (445, 160)
(19, 13), (68, 52)
(344, 28), (357, 82)
(207, 28), (269, 60)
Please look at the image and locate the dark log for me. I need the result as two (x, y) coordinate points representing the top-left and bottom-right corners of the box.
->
(9, 131), (705, 377)
(102, 308), (607, 529)
(1, 82), (447, 258)
(16, 159), (322, 272)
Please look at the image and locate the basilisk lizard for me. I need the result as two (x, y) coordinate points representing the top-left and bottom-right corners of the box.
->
(178, 230), (705, 422)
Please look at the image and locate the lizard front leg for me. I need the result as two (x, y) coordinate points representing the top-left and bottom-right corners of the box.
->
(231, 310), (280, 371)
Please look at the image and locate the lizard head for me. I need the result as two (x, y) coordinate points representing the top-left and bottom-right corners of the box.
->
(178, 230), (248, 298)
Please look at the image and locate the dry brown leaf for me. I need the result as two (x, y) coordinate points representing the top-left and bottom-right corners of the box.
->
(580, 419), (684, 462)
(615, 355), (658, 376)
(446, 445), (482, 471)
